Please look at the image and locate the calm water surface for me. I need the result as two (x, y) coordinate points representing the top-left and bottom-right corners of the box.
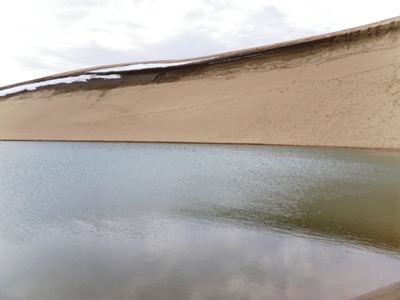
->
(0, 142), (399, 300)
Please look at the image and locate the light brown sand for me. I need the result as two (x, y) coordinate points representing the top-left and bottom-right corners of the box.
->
(1, 17), (399, 148)
(350, 281), (400, 300)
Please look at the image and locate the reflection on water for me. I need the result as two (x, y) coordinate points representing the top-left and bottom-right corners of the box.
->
(0, 142), (399, 299)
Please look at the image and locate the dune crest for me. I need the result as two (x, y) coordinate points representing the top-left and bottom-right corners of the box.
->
(1, 17), (399, 149)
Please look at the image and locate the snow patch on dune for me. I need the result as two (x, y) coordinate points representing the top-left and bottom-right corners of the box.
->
(0, 57), (216, 97)
(89, 58), (215, 73)
(0, 74), (120, 97)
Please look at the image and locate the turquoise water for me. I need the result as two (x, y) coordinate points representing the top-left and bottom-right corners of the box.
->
(0, 142), (399, 299)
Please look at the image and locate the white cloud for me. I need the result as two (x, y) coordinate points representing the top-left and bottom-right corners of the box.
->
(0, 0), (398, 87)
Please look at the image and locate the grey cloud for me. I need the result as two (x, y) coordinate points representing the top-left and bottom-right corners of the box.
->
(69, 32), (226, 66)
(182, 5), (317, 56)
(16, 57), (61, 73)
(17, 31), (229, 76)
(14, 3), (319, 79)
(221, 5), (318, 49)
(62, 43), (141, 66)
(21, 43), (143, 72)
(145, 32), (230, 60)
(186, 4), (318, 50)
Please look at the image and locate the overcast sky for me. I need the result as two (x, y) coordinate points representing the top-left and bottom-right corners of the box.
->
(0, 0), (398, 87)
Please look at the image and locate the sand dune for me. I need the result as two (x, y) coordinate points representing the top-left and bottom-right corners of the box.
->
(1, 17), (399, 149)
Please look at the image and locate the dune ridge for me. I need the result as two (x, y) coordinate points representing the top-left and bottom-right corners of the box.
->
(1, 17), (400, 149)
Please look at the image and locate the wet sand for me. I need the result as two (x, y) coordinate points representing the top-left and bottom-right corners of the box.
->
(0, 17), (399, 149)
(350, 282), (400, 299)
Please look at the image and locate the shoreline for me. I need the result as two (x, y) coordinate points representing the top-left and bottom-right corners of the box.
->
(1, 139), (400, 153)
(350, 282), (400, 300)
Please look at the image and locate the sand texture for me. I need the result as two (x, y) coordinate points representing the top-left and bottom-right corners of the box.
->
(1, 17), (400, 148)
(350, 281), (400, 300)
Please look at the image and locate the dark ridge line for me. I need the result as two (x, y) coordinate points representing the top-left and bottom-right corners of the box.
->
(1, 16), (399, 93)
(88, 19), (400, 75)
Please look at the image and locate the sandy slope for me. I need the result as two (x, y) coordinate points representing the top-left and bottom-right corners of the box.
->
(0, 17), (399, 148)
(350, 281), (400, 300)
